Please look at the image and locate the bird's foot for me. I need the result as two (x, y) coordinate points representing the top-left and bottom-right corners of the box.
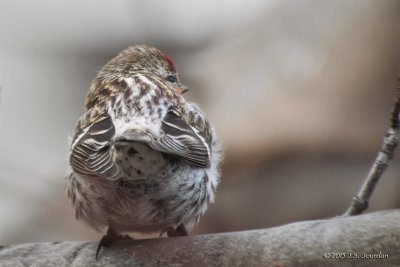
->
(96, 228), (133, 260)
(164, 224), (188, 237)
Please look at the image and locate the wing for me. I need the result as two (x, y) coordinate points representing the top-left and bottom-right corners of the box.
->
(70, 109), (123, 180)
(149, 106), (212, 168)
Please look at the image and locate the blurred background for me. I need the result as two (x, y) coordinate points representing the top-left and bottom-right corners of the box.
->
(0, 0), (399, 243)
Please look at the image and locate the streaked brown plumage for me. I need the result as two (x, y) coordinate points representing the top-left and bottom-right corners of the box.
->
(66, 45), (223, 257)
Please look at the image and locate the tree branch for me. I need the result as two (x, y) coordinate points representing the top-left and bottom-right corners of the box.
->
(1, 210), (399, 267)
(343, 78), (400, 216)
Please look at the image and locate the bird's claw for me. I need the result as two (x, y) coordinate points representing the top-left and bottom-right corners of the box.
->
(96, 231), (133, 260)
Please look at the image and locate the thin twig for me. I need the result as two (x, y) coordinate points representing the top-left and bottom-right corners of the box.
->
(343, 77), (400, 216)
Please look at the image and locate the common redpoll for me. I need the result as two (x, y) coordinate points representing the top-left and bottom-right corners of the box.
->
(66, 45), (223, 258)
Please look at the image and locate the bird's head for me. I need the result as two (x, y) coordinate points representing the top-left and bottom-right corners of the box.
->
(99, 45), (189, 95)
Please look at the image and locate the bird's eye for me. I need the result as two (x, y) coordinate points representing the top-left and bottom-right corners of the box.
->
(166, 75), (177, 83)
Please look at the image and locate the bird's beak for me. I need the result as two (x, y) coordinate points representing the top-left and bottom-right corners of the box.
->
(176, 86), (189, 94)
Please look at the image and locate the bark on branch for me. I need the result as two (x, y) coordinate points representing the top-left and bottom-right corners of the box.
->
(1, 210), (399, 267)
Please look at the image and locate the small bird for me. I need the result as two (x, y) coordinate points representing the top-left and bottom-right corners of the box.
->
(66, 45), (223, 258)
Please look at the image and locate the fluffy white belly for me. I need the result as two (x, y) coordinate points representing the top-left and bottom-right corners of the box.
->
(68, 142), (212, 233)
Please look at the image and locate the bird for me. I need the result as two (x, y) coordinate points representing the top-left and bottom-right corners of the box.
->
(66, 45), (223, 258)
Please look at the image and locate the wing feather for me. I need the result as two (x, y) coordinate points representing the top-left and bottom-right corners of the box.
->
(70, 110), (122, 180)
(149, 106), (212, 168)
